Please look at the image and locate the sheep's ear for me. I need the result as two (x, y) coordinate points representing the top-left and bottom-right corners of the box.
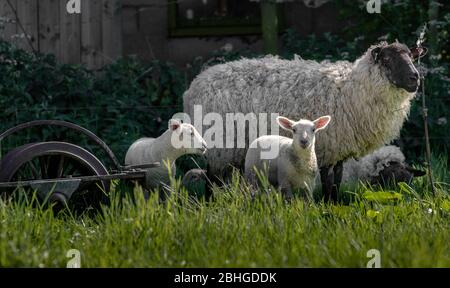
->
(410, 46), (428, 60)
(406, 165), (426, 177)
(371, 46), (382, 63)
(168, 119), (181, 131)
(313, 115), (331, 131)
(276, 116), (294, 131)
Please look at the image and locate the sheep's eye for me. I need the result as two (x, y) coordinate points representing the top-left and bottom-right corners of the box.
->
(312, 128), (316, 133)
(292, 128), (296, 133)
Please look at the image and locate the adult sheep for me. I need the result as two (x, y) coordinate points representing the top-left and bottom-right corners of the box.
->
(183, 41), (426, 202)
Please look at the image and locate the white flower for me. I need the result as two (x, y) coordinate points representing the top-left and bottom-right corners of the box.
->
(221, 43), (233, 53)
(427, 208), (436, 215)
(437, 117), (447, 126)
(378, 34), (389, 41)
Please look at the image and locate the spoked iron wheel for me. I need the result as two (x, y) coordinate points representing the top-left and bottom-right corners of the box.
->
(0, 142), (110, 214)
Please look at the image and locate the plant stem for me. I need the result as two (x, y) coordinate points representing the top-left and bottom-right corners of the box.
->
(421, 76), (435, 196)
(261, 0), (278, 55)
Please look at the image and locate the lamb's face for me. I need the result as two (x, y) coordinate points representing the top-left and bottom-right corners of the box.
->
(169, 119), (207, 155)
(277, 115), (331, 150)
(370, 161), (426, 187)
(291, 120), (316, 149)
(371, 42), (426, 93)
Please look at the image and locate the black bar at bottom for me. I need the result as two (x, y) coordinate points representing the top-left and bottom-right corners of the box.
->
(0, 268), (445, 287)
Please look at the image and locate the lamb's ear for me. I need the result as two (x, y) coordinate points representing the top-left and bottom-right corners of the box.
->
(371, 46), (382, 63)
(276, 116), (294, 131)
(168, 119), (181, 131)
(410, 46), (428, 60)
(313, 115), (331, 131)
(406, 165), (426, 177)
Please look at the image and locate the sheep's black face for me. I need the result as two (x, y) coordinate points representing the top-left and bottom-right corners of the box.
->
(372, 43), (425, 93)
(370, 161), (426, 188)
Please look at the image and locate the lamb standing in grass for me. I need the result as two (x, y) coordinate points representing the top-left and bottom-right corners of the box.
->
(245, 115), (331, 199)
(125, 119), (207, 190)
(184, 41), (426, 202)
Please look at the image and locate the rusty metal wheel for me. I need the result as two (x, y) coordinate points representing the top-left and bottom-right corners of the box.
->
(0, 142), (110, 213)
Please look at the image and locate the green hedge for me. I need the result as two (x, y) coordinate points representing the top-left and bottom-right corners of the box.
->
(0, 42), (186, 167)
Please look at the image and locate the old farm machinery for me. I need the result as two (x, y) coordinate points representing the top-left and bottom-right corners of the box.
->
(0, 120), (159, 212)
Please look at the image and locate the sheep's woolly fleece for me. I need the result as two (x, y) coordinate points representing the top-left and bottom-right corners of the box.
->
(342, 145), (406, 184)
(183, 43), (416, 175)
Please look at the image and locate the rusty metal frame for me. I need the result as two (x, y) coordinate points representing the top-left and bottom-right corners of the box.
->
(0, 171), (148, 188)
(0, 121), (160, 205)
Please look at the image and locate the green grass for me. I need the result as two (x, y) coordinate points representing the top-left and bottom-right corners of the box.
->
(0, 156), (449, 268)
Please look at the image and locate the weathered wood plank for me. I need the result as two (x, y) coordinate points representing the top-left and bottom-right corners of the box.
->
(1, 0), (124, 68)
(81, 0), (103, 70)
(38, 0), (60, 57)
(102, 0), (122, 64)
(16, 0), (38, 52)
(60, 0), (81, 64)
(0, 0), (17, 43)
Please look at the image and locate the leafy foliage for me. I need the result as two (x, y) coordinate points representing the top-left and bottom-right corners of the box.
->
(0, 42), (185, 166)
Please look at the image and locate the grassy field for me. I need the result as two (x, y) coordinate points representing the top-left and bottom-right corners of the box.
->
(0, 156), (449, 268)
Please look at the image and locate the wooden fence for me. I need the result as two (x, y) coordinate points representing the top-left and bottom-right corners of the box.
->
(0, 0), (122, 70)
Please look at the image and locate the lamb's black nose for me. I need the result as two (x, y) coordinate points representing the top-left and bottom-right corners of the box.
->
(300, 140), (308, 146)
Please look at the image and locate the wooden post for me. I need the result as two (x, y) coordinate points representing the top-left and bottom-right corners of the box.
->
(102, 0), (122, 65)
(60, 0), (81, 64)
(260, 0), (278, 55)
(38, 0), (60, 58)
(81, 0), (103, 70)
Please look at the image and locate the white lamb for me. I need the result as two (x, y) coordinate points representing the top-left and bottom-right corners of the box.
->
(125, 119), (207, 190)
(245, 115), (331, 200)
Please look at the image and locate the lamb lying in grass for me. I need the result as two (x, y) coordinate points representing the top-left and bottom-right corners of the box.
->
(245, 115), (331, 200)
(181, 168), (210, 198)
(125, 119), (207, 190)
(342, 145), (426, 188)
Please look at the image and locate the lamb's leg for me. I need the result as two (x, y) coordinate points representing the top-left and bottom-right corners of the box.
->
(245, 171), (259, 199)
(279, 182), (294, 203)
(299, 188), (313, 204)
(320, 165), (334, 203)
(332, 160), (343, 203)
(206, 162), (221, 199)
